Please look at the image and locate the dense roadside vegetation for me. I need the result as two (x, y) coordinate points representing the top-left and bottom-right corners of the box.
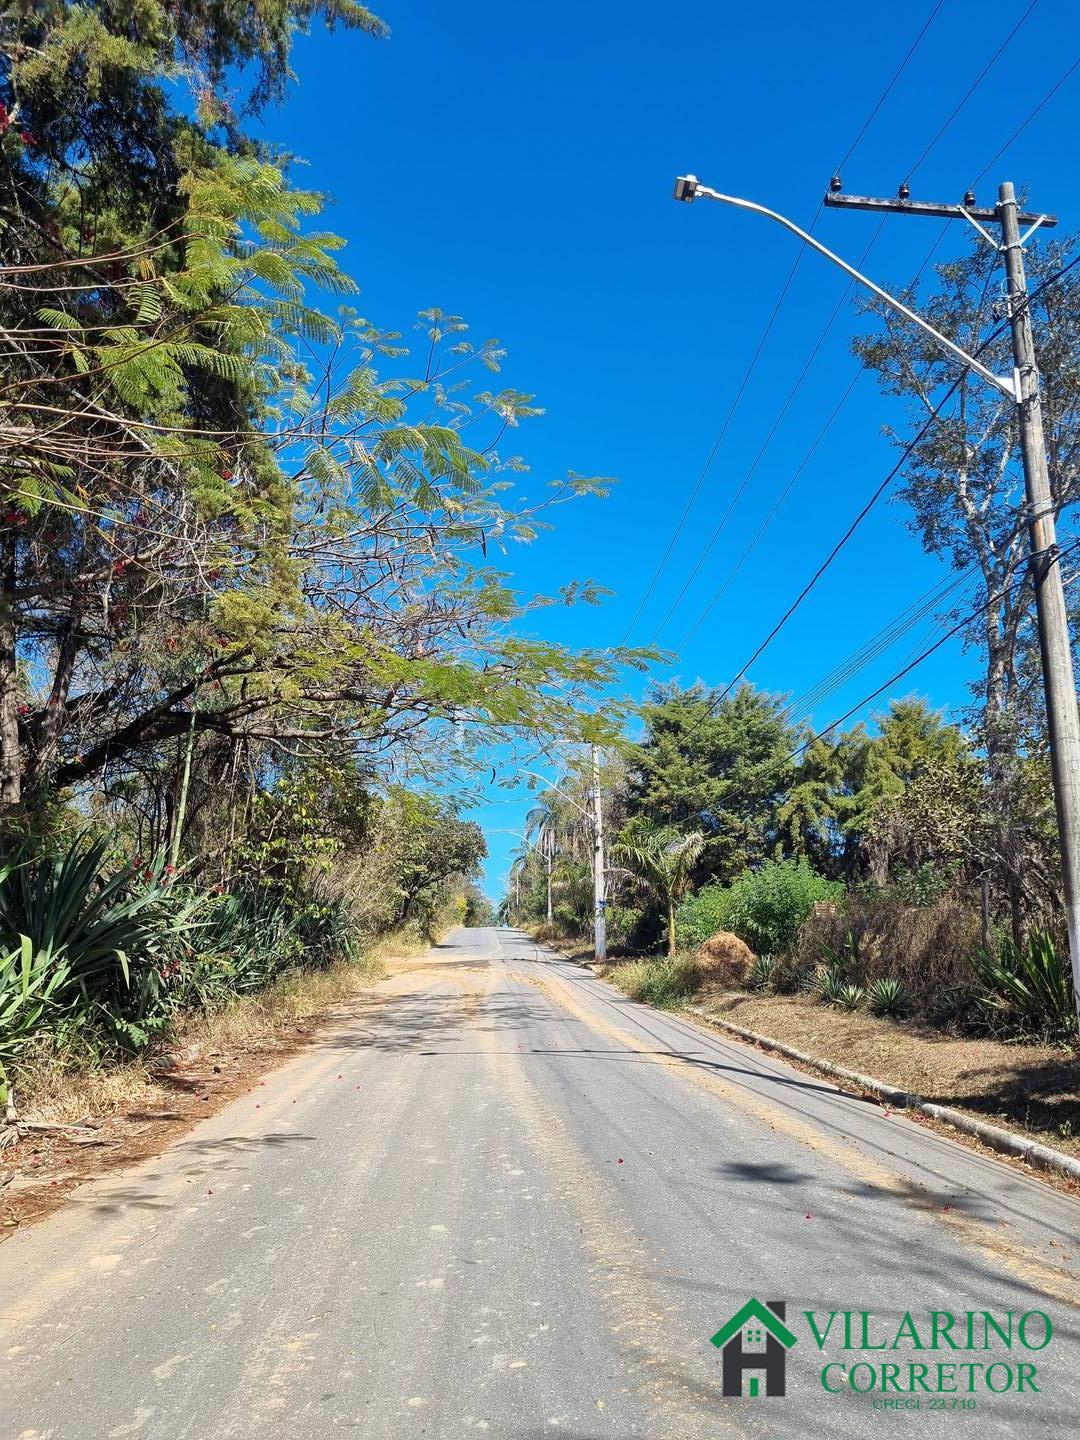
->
(509, 218), (1080, 1051)
(510, 686), (1077, 1044)
(0, 3), (631, 1118)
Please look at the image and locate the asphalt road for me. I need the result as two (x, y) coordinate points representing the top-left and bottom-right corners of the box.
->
(4, 926), (1079, 1439)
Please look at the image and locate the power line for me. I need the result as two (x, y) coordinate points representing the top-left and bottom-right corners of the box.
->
(674, 248), (1080, 743)
(834, 0), (948, 174)
(650, 221), (885, 644)
(783, 565), (977, 720)
(652, 2), (1035, 647)
(617, 250), (807, 644)
(786, 536), (1080, 763)
(618, 0), (948, 646)
(903, 0), (1041, 184)
(669, 226), (952, 650)
(970, 53), (1080, 189)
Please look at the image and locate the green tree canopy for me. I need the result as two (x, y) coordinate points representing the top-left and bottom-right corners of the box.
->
(625, 682), (798, 883)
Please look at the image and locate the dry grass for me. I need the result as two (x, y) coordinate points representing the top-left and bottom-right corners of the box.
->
(3, 932), (433, 1235)
(696, 930), (756, 986)
(792, 892), (981, 1018)
(698, 989), (1080, 1158)
(11, 933), (423, 1127)
(525, 922), (594, 963)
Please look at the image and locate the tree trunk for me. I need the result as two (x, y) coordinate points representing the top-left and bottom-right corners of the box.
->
(983, 612), (1016, 791)
(667, 899), (676, 957)
(0, 536), (21, 817)
(27, 600), (81, 799)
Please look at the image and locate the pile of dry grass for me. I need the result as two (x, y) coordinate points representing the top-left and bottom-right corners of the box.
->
(696, 931), (757, 989)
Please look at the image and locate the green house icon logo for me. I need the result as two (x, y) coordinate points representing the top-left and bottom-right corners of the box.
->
(710, 1298), (797, 1397)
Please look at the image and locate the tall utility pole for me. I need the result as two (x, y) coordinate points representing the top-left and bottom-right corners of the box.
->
(997, 182), (1080, 1006)
(673, 172), (1080, 1031)
(591, 743), (607, 963)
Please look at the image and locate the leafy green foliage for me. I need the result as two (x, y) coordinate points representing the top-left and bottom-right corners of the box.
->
(720, 859), (843, 956)
(625, 684), (797, 883)
(614, 823), (706, 956)
(971, 931), (1076, 1036)
(0, 837), (193, 995)
(674, 884), (735, 949)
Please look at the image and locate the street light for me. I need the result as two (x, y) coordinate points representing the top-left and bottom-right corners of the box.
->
(672, 173), (1080, 1034)
(672, 176), (1016, 398)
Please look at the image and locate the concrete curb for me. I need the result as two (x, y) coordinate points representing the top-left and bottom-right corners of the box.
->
(684, 1005), (1080, 1185)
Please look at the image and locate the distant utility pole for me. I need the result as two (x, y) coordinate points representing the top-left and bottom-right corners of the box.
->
(673, 172), (1080, 1033)
(591, 743), (607, 963)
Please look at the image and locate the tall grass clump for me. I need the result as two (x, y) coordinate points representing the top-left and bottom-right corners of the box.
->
(612, 954), (702, 1008)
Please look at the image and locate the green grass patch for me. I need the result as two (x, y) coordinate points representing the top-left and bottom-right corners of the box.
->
(609, 953), (702, 1008)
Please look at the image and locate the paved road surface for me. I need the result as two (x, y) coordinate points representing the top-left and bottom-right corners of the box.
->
(4, 927), (1079, 1438)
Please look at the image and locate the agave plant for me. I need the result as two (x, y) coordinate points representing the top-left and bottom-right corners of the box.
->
(838, 983), (867, 1012)
(0, 837), (168, 983)
(0, 836), (205, 1053)
(808, 964), (846, 1005)
(0, 936), (57, 1112)
(970, 930), (1075, 1035)
(748, 954), (777, 992)
(867, 976), (911, 1019)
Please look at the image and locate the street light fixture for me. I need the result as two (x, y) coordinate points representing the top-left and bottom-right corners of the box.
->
(671, 175), (1017, 399)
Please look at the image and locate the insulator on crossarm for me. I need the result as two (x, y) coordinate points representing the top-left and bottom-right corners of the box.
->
(898, 181), (911, 200)
(829, 173), (842, 193)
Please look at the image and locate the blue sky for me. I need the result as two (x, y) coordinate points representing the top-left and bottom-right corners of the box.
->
(265, 0), (1079, 898)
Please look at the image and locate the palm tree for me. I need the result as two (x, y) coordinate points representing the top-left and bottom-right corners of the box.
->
(615, 824), (706, 956)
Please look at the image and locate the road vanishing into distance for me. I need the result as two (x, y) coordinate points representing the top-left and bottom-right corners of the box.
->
(4, 927), (1080, 1439)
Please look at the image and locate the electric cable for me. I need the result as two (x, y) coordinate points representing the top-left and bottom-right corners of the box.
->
(785, 536), (1080, 762)
(673, 248), (1080, 741)
(618, 0), (948, 645)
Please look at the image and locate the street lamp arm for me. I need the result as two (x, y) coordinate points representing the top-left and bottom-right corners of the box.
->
(679, 179), (1018, 402)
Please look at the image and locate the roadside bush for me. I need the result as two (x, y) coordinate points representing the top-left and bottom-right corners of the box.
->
(675, 884), (734, 948)
(606, 903), (656, 952)
(722, 859), (843, 956)
(612, 954), (702, 1008)
(677, 860), (842, 955)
